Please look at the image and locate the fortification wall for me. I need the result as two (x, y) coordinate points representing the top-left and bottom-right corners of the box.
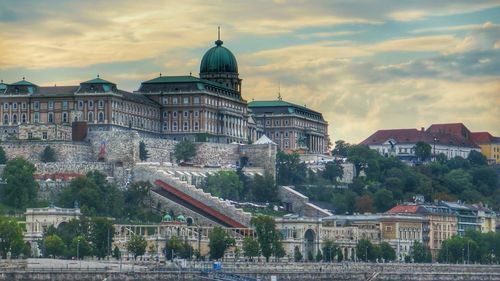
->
(0, 141), (92, 163)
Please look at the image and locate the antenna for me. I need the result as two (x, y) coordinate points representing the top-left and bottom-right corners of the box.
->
(218, 26), (221, 40)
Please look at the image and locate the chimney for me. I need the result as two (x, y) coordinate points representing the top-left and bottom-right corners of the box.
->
(421, 127), (424, 132)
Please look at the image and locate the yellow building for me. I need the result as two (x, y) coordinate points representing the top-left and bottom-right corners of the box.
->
(471, 132), (500, 164)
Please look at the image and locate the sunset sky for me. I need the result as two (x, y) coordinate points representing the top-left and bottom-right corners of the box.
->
(0, 0), (499, 143)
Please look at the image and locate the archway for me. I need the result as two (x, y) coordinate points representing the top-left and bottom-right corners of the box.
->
(304, 229), (316, 259)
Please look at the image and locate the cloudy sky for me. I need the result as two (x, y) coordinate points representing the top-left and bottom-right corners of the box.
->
(0, 0), (499, 143)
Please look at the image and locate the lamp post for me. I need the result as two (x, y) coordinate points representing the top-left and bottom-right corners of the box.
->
(467, 240), (471, 264)
(77, 237), (81, 270)
(365, 246), (368, 262)
(433, 137), (437, 159)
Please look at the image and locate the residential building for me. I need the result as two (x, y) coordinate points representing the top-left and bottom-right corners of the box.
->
(470, 132), (500, 164)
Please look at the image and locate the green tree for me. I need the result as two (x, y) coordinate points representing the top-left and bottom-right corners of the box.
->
(322, 161), (343, 184)
(89, 217), (114, 259)
(113, 246), (121, 260)
(332, 190), (357, 214)
(0, 146), (7, 164)
(69, 235), (93, 259)
(414, 141), (431, 162)
(307, 251), (314, 261)
(332, 140), (350, 157)
(0, 216), (29, 258)
(373, 188), (395, 212)
(208, 227), (235, 260)
(346, 145), (380, 178)
(409, 241), (432, 263)
(272, 239), (286, 261)
(251, 215), (280, 262)
(139, 141), (150, 162)
(322, 239), (340, 262)
(467, 150), (487, 166)
(356, 239), (379, 262)
(40, 145), (57, 163)
(127, 234), (147, 259)
(164, 236), (183, 260)
(293, 246), (303, 262)
(43, 234), (66, 257)
(242, 237), (260, 261)
(252, 172), (278, 203)
(315, 249), (323, 262)
(178, 240), (194, 260)
(379, 242), (396, 261)
(174, 140), (196, 163)
(2, 158), (38, 209)
(276, 151), (307, 185)
(206, 171), (243, 201)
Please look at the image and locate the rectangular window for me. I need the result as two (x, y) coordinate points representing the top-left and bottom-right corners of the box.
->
(162, 96), (168, 105)
(78, 100), (83, 109)
(62, 101), (68, 110)
(48, 101), (54, 110)
(172, 121), (178, 131)
(173, 112), (177, 118)
(183, 97), (189, 104)
(3, 103), (8, 110)
(22, 103), (26, 110)
(28, 132), (33, 139)
(48, 113), (54, 123)
(88, 100), (94, 109)
(13, 103), (17, 110)
(194, 96), (200, 104)
(34, 102), (40, 110)
(194, 121), (199, 131)
(183, 111), (188, 118)
(163, 111), (168, 118)
(194, 111), (199, 117)
(42, 132), (47, 140)
(172, 97), (178, 104)
(183, 121), (188, 131)
(34, 112), (40, 123)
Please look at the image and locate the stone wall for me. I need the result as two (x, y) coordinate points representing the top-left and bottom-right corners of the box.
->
(239, 143), (277, 177)
(1, 141), (92, 163)
(34, 162), (113, 176)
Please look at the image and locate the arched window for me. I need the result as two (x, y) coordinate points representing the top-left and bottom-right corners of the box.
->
(12, 114), (17, 124)
(48, 112), (54, 123)
(62, 112), (68, 123)
(3, 114), (8, 125)
(98, 111), (104, 122)
(21, 113), (26, 123)
(88, 111), (94, 122)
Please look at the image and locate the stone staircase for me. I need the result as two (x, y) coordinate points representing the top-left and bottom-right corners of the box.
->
(134, 166), (252, 227)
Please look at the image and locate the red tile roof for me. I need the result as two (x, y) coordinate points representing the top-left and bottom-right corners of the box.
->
(471, 132), (495, 144)
(386, 205), (422, 214)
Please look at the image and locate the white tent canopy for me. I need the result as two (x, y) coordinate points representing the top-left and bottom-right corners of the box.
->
(254, 134), (276, 145)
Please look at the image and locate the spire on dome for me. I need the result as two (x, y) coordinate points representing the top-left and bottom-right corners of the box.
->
(215, 26), (223, 46)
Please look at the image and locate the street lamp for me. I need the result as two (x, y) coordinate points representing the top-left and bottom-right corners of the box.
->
(77, 237), (81, 270)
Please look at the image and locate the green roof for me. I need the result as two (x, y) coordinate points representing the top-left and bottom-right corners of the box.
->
(163, 214), (172, 221)
(11, 79), (37, 86)
(249, 100), (323, 118)
(81, 77), (115, 85)
(142, 75), (201, 84)
(200, 40), (238, 74)
(141, 75), (238, 93)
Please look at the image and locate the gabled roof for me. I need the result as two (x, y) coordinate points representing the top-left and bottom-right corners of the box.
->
(386, 204), (423, 214)
(81, 77), (115, 85)
(360, 129), (429, 145)
(11, 79), (37, 86)
(254, 134), (276, 145)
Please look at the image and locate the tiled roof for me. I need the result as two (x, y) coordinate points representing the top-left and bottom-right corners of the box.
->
(35, 86), (79, 96)
(248, 100), (323, 118)
(119, 90), (159, 107)
(141, 75), (237, 93)
(386, 205), (422, 214)
(471, 132), (499, 144)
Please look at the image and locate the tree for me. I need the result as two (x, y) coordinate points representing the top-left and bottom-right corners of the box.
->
(208, 226), (235, 260)
(355, 195), (374, 213)
(206, 171), (244, 201)
(276, 151), (307, 185)
(174, 140), (196, 163)
(164, 236), (183, 260)
(293, 246), (303, 262)
(69, 235), (93, 259)
(414, 142), (431, 162)
(251, 215), (280, 262)
(0, 146), (6, 164)
(178, 240), (194, 260)
(332, 140), (350, 157)
(112, 246), (121, 260)
(373, 188), (395, 212)
(90, 217), (114, 259)
(322, 161), (343, 184)
(332, 190), (357, 214)
(356, 239), (379, 262)
(43, 234), (66, 257)
(251, 172), (278, 203)
(409, 241), (431, 263)
(322, 239), (340, 262)
(273, 239), (286, 261)
(467, 150), (487, 166)
(0, 216), (29, 259)
(2, 158), (37, 209)
(346, 145), (380, 177)
(127, 234), (147, 259)
(242, 237), (260, 261)
(139, 141), (150, 162)
(380, 242), (396, 261)
(315, 249), (323, 262)
(40, 145), (57, 163)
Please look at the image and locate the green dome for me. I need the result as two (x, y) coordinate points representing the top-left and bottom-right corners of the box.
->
(163, 214), (172, 221)
(200, 39), (238, 74)
(176, 215), (186, 222)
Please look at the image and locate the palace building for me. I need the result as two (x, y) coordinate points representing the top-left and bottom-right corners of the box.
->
(0, 35), (329, 153)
